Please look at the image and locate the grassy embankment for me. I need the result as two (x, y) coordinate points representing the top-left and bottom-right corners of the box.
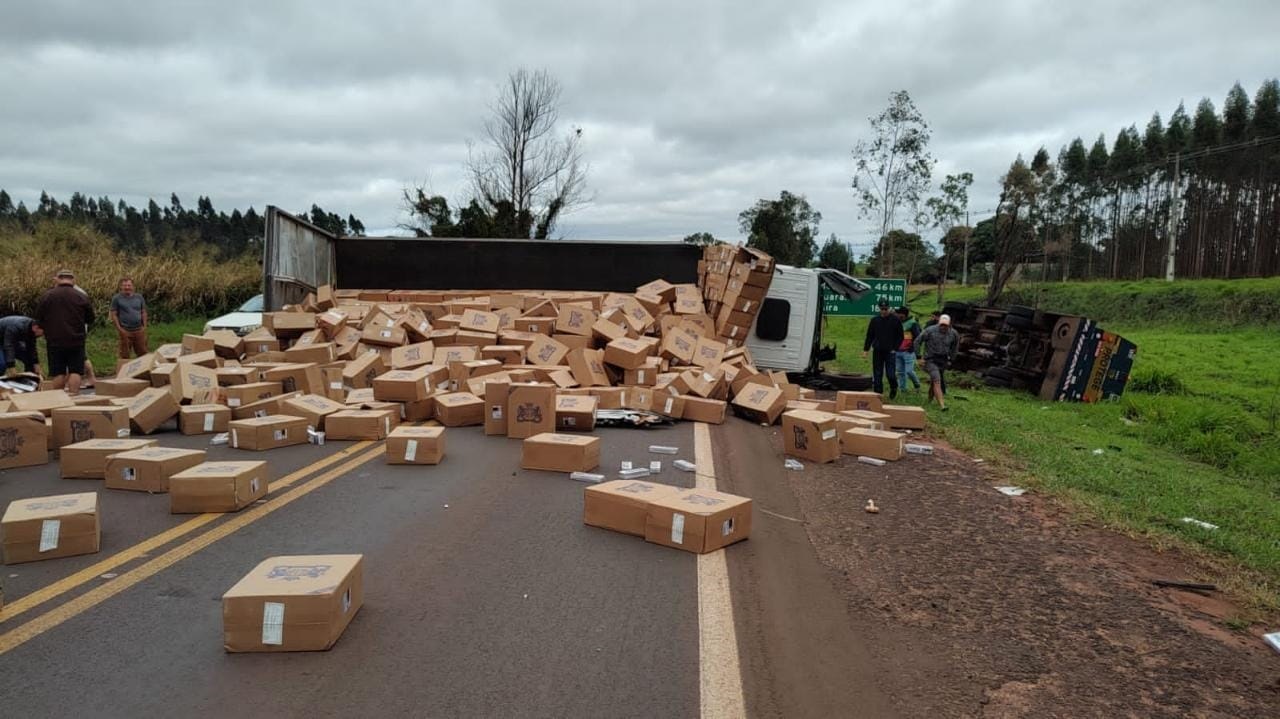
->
(823, 278), (1280, 612)
(0, 221), (258, 374)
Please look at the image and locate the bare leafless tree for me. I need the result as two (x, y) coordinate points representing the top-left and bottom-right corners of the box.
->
(468, 68), (588, 238)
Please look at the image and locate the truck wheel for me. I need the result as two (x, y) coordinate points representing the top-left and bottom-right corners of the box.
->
(942, 301), (970, 321)
(1003, 314), (1033, 331)
(985, 367), (1015, 382)
(1007, 305), (1035, 319)
(983, 374), (1013, 388)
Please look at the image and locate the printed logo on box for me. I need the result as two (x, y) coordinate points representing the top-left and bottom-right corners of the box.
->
(792, 426), (808, 450)
(23, 497), (80, 511)
(683, 493), (726, 507)
(266, 564), (333, 581)
(515, 403), (543, 423)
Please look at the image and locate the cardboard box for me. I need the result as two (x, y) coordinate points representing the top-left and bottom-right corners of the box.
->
(60, 438), (159, 479)
(584, 480), (681, 537)
(782, 410), (841, 463)
(836, 391), (884, 413)
(232, 391), (302, 421)
(372, 367), (432, 403)
(731, 384), (786, 425)
(842, 428), (905, 461)
(554, 394), (597, 432)
(169, 362), (220, 403)
(481, 345), (525, 365)
(116, 353), (158, 380)
(507, 383), (556, 439)
(223, 381), (284, 409)
(179, 404), (232, 435)
(623, 359), (660, 387)
(459, 309), (501, 335)
(525, 335), (569, 366)
(50, 406), (131, 447)
(170, 461), (269, 513)
(839, 409), (891, 429)
(324, 409), (397, 440)
(660, 329), (697, 364)
(244, 337), (282, 355)
(93, 377), (151, 397)
(149, 363), (176, 387)
(284, 342), (335, 365)
(216, 367), (259, 386)
(879, 404), (927, 430)
(280, 394), (347, 431)
(221, 554), (363, 652)
(176, 349), (219, 368)
(228, 416), (310, 451)
(342, 352), (385, 389)
(650, 392), (686, 419)
(386, 426), (445, 465)
(390, 342), (435, 370)
(267, 312), (317, 337)
(261, 364), (322, 396)
(644, 489), (752, 554)
(0, 412), (51, 470)
(2, 492), (99, 564)
(104, 446), (207, 493)
(680, 397), (727, 424)
(565, 348), (609, 388)
(182, 333), (217, 355)
(122, 387), (180, 434)
(484, 380), (510, 436)
(9, 390), (74, 416)
(521, 433), (601, 473)
(693, 337), (726, 368)
(555, 306), (598, 337)
(433, 392), (484, 428)
(603, 337), (655, 370)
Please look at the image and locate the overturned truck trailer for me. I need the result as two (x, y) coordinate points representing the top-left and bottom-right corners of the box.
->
(942, 301), (1138, 402)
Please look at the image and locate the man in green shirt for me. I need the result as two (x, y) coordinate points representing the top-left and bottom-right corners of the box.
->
(894, 306), (922, 391)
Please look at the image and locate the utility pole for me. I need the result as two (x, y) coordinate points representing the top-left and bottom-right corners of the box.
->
(961, 210), (971, 286)
(1164, 152), (1181, 281)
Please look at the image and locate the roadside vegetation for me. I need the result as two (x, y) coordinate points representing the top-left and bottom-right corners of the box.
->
(823, 278), (1280, 608)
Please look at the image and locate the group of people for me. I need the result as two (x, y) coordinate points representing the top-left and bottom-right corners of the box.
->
(862, 300), (958, 410)
(1, 270), (149, 395)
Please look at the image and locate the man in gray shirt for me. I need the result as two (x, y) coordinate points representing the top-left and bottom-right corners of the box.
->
(110, 277), (148, 360)
(913, 313), (959, 411)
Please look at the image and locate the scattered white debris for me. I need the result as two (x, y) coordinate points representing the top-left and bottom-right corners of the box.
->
(99, 573), (118, 579)
(307, 428), (326, 446)
(1264, 633), (1280, 655)
(210, 433), (229, 446)
(974, 458), (985, 464)
(649, 460), (662, 473)
(571, 472), (605, 483)
(673, 459), (696, 472)
(648, 445), (679, 455)
(857, 456), (886, 466)
(784, 459), (804, 471)
(619, 467), (651, 479)
(1121, 417), (1137, 426)
(1181, 517), (1219, 531)
(1092, 448), (1105, 455)
(523, 593), (529, 600)
(620, 461), (633, 471)
(864, 499), (880, 514)
(905, 443), (934, 455)
(995, 486), (1028, 497)
(443, 504), (449, 509)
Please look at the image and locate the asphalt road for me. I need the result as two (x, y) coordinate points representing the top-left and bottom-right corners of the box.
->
(0, 415), (880, 718)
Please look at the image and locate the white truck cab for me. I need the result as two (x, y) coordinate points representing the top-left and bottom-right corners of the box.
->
(746, 266), (870, 374)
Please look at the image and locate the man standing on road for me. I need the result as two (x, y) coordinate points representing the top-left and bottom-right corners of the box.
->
(34, 269), (94, 395)
(895, 306), (922, 392)
(914, 313), (959, 411)
(110, 277), (148, 360)
(862, 300), (903, 399)
(0, 315), (43, 377)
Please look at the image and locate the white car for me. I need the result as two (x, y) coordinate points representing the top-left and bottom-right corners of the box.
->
(204, 294), (264, 336)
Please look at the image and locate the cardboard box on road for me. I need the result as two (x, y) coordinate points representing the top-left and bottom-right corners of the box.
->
(0, 412), (50, 470)
(223, 382), (283, 409)
(222, 554), (364, 652)
(50, 406), (130, 447)
(280, 394), (347, 431)
(838, 409), (891, 430)
(386, 426), (445, 465)
(124, 387), (181, 435)
(228, 416), (309, 451)
(781, 410), (841, 463)
(324, 409), (397, 440)
(681, 397), (726, 424)
(2, 492), (99, 564)
(433, 392), (484, 428)
(170, 461), (268, 513)
(93, 377), (151, 397)
(644, 489), (752, 554)
(878, 404), (927, 430)
(842, 428), (905, 461)
(603, 337), (655, 370)
(731, 384), (785, 425)
(116, 353), (158, 380)
(836, 391), (884, 413)
(507, 383), (555, 439)
(232, 391), (302, 421)
(343, 353), (385, 390)
(521, 433), (601, 473)
(261, 364), (322, 396)
(179, 404), (232, 435)
(483, 380), (510, 436)
(584, 480), (681, 537)
(554, 394), (597, 432)
(9, 390), (74, 417)
(169, 362), (220, 404)
(372, 367), (433, 403)
(104, 446), (207, 493)
(60, 438), (159, 479)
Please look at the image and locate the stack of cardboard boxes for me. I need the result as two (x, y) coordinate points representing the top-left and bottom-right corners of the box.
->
(698, 244), (775, 346)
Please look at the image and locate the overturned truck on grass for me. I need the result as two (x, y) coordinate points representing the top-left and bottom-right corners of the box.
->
(940, 301), (1138, 402)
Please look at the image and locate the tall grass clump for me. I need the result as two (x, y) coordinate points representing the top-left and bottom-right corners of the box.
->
(0, 220), (260, 321)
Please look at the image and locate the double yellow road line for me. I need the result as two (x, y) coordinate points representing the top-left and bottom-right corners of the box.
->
(0, 438), (388, 655)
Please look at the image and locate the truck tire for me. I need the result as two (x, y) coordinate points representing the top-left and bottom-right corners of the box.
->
(985, 367), (1015, 382)
(1007, 304), (1035, 319)
(1003, 314), (1033, 331)
(983, 374), (1012, 388)
(942, 301), (970, 322)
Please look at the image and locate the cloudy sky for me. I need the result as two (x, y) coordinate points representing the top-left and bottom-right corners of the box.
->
(2, 0), (1276, 255)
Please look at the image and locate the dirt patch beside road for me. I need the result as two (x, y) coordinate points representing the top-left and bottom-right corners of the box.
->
(780, 430), (1280, 718)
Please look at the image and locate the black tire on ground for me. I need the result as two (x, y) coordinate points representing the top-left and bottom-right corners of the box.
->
(806, 372), (874, 391)
(983, 374), (1013, 388)
(985, 367), (1015, 381)
(942, 301), (970, 321)
(1007, 304), (1036, 318)
(1003, 314), (1034, 331)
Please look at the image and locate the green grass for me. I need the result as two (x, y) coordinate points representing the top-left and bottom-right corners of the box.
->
(822, 279), (1280, 607)
(33, 316), (207, 378)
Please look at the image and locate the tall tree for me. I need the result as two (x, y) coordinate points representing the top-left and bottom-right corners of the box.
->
(682, 232), (717, 246)
(738, 191), (821, 267)
(851, 90), (935, 275)
(816, 233), (852, 270)
(924, 172), (973, 289)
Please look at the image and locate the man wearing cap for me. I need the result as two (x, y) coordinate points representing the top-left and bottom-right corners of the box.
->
(914, 313), (959, 410)
(862, 300), (903, 399)
(34, 269), (94, 395)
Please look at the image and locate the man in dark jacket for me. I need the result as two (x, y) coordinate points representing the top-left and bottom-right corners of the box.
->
(34, 269), (94, 395)
(0, 315), (43, 377)
(862, 300), (903, 398)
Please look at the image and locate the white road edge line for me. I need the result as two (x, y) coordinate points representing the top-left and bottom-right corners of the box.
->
(694, 422), (748, 719)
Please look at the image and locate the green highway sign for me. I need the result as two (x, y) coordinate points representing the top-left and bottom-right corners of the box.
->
(822, 278), (907, 317)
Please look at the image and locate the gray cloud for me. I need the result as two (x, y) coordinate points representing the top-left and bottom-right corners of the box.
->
(2, 0), (1277, 255)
